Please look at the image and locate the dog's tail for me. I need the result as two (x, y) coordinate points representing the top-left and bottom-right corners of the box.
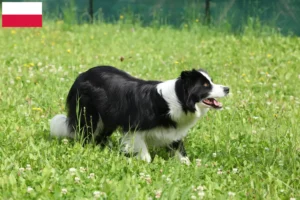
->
(50, 114), (73, 138)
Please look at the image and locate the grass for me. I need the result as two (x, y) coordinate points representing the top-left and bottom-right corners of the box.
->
(0, 21), (300, 200)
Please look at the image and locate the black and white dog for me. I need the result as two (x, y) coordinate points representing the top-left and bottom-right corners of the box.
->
(50, 66), (229, 163)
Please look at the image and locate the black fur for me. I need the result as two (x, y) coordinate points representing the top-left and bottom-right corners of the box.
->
(65, 66), (212, 145)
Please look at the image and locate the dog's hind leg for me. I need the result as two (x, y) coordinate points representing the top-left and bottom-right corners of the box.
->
(168, 140), (190, 165)
(94, 126), (115, 148)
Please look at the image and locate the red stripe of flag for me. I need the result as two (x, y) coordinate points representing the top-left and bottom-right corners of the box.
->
(2, 15), (42, 27)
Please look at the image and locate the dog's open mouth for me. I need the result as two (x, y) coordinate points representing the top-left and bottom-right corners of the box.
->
(202, 98), (222, 109)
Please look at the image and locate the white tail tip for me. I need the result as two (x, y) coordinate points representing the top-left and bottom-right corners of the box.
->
(50, 114), (72, 138)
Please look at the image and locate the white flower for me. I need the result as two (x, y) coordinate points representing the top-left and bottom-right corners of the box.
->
(26, 164), (32, 171)
(69, 168), (76, 175)
(198, 191), (205, 198)
(272, 83), (277, 87)
(19, 167), (25, 172)
(166, 177), (172, 183)
(228, 191), (236, 197)
(61, 188), (67, 194)
(79, 167), (86, 172)
(197, 185), (205, 191)
(145, 174), (152, 183)
(88, 173), (95, 179)
(217, 169), (223, 175)
(252, 130), (257, 134)
(37, 62), (42, 67)
(74, 176), (80, 183)
(212, 152), (217, 158)
(93, 191), (107, 198)
(290, 198), (296, 200)
(191, 195), (197, 199)
(195, 159), (202, 167)
(155, 189), (162, 199)
(62, 138), (68, 144)
(27, 187), (33, 193)
(232, 168), (238, 173)
(93, 191), (101, 198)
(139, 172), (145, 178)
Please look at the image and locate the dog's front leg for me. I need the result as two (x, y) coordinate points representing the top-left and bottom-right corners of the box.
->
(169, 140), (191, 165)
(121, 133), (151, 163)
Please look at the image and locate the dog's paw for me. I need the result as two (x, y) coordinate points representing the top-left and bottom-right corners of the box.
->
(180, 157), (191, 166)
(140, 152), (152, 163)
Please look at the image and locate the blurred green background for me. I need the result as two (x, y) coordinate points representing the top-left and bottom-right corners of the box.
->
(1, 0), (300, 35)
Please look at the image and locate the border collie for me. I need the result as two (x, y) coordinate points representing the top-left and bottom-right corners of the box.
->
(50, 66), (229, 163)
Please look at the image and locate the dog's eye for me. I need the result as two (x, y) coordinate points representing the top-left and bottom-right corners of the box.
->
(203, 83), (209, 87)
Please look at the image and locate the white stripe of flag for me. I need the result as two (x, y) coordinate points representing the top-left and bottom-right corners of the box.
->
(2, 2), (42, 15)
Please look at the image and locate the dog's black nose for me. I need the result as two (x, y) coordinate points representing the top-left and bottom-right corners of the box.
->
(224, 87), (230, 94)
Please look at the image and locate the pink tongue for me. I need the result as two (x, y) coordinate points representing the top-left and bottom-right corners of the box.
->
(213, 99), (220, 106)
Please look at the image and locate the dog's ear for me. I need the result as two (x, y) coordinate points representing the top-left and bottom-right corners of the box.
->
(180, 69), (198, 79)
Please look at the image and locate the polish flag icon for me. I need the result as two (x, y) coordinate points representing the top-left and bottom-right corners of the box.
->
(2, 2), (42, 28)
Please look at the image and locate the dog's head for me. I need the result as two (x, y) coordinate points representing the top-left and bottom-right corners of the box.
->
(180, 69), (229, 111)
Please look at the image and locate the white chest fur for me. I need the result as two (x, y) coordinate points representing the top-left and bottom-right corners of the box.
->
(143, 105), (208, 147)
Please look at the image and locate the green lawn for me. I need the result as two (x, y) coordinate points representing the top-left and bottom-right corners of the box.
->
(0, 22), (299, 199)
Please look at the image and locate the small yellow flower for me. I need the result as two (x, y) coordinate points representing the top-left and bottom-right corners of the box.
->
(29, 62), (34, 67)
(288, 61), (291, 64)
(16, 76), (21, 80)
(11, 30), (16, 34)
(274, 114), (278, 118)
(104, 32), (107, 35)
(90, 36), (94, 40)
(174, 61), (179, 64)
(195, 19), (199, 23)
(246, 79), (250, 83)
(32, 107), (43, 112)
(120, 15), (124, 20)
(242, 73), (246, 77)
(67, 49), (71, 53)
(267, 54), (272, 58)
